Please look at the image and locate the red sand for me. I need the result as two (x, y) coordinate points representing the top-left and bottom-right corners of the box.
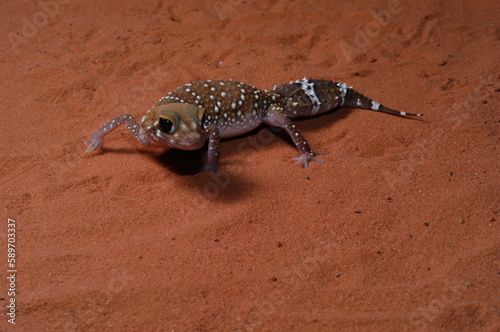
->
(1, 0), (499, 330)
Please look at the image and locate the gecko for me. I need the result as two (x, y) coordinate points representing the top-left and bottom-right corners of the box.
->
(86, 78), (423, 173)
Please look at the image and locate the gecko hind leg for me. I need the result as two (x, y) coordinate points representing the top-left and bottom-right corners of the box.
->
(263, 105), (324, 169)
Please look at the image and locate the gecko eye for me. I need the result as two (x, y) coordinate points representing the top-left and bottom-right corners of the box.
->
(158, 117), (175, 133)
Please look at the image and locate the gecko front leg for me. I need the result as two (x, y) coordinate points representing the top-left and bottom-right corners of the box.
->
(263, 105), (324, 168)
(86, 113), (147, 152)
(203, 124), (221, 175)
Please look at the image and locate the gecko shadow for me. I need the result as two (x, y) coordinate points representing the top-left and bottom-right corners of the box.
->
(150, 123), (270, 175)
(151, 148), (258, 202)
(153, 149), (206, 175)
(146, 114), (336, 202)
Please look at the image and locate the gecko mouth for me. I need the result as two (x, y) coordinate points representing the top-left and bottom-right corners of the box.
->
(150, 130), (205, 150)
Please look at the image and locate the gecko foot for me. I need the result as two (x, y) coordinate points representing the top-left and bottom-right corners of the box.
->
(85, 134), (104, 153)
(293, 153), (325, 169)
(202, 164), (221, 176)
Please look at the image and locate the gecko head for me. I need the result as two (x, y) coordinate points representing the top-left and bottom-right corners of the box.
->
(141, 103), (206, 150)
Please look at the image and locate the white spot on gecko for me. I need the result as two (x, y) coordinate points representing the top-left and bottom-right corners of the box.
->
(338, 83), (348, 106)
(299, 78), (321, 114)
(371, 101), (380, 111)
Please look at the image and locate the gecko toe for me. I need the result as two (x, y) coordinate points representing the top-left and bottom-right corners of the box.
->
(85, 135), (104, 153)
(293, 153), (325, 168)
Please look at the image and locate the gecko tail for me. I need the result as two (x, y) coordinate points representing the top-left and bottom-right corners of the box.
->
(344, 88), (423, 117)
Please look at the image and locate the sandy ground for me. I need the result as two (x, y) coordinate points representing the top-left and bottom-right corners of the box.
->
(1, 0), (499, 330)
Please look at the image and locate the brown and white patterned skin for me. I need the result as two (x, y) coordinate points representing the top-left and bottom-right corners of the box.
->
(86, 78), (422, 173)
